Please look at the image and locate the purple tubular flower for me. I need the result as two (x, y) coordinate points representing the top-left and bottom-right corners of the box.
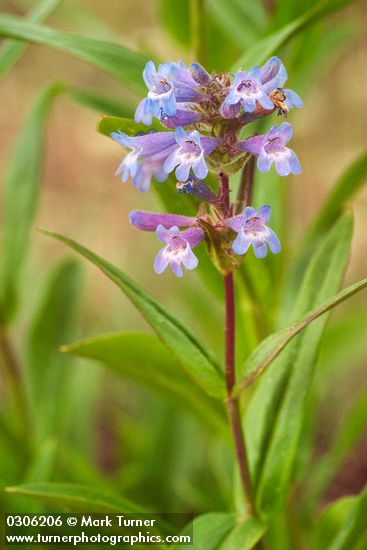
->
(176, 174), (216, 202)
(225, 205), (281, 258)
(260, 57), (288, 94)
(260, 57), (304, 113)
(238, 122), (301, 176)
(111, 130), (177, 192)
(163, 127), (220, 182)
(154, 225), (204, 277)
(170, 61), (203, 102)
(135, 61), (177, 125)
(222, 66), (274, 117)
(189, 62), (212, 85)
(160, 108), (202, 129)
(129, 210), (197, 231)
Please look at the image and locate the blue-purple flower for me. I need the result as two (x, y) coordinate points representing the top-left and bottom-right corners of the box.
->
(260, 57), (304, 115)
(238, 122), (301, 176)
(222, 66), (275, 118)
(224, 205), (281, 258)
(154, 225), (204, 277)
(112, 130), (177, 192)
(135, 61), (203, 126)
(163, 127), (220, 182)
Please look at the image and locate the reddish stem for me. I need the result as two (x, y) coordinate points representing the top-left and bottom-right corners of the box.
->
(224, 272), (254, 516)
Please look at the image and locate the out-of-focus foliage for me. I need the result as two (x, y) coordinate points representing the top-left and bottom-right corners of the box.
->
(0, 0), (366, 548)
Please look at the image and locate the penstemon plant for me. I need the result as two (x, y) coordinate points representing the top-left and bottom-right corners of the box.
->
(110, 56), (303, 516)
(1, 1), (367, 549)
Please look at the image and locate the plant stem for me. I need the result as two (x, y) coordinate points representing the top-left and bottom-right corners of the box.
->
(224, 272), (254, 516)
(189, 0), (206, 65)
(0, 326), (30, 443)
(236, 155), (255, 213)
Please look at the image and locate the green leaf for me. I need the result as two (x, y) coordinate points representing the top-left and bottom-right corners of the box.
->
(26, 259), (83, 441)
(326, 486), (367, 550)
(5, 482), (147, 513)
(303, 384), (367, 516)
(0, 0), (64, 80)
(207, 0), (261, 48)
(0, 14), (148, 93)
(43, 231), (225, 398)
(235, 276), (367, 393)
(170, 513), (236, 550)
(231, 0), (359, 70)
(219, 518), (265, 550)
(63, 332), (226, 432)
(312, 496), (357, 550)
(0, 83), (62, 324)
(97, 115), (167, 138)
(243, 214), (353, 514)
(160, 0), (190, 46)
(67, 87), (134, 118)
(281, 150), (367, 324)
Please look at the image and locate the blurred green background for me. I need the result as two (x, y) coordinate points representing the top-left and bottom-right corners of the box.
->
(0, 0), (367, 541)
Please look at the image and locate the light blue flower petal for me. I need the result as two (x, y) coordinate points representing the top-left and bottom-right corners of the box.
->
(232, 233), (251, 255)
(284, 88), (304, 109)
(163, 150), (180, 174)
(171, 262), (183, 277)
(182, 248), (199, 270)
(253, 241), (268, 258)
(175, 161), (191, 182)
(134, 99), (152, 125)
(243, 206), (257, 220)
(289, 149), (302, 174)
(193, 156), (208, 180)
(257, 205), (271, 223)
(154, 248), (169, 274)
(278, 121), (293, 144)
(257, 151), (273, 172)
(274, 154), (291, 176)
(162, 91), (177, 116)
(143, 61), (156, 89)
(175, 126), (187, 145)
(267, 228), (281, 254)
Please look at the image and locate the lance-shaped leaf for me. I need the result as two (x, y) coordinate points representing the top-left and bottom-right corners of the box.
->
(97, 115), (167, 138)
(234, 277), (367, 394)
(67, 88), (134, 118)
(0, 0), (64, 80)
(26, 259), (83, 442)
(63, 332), (226, 432)
(218, 518), (266, 550)
(281, 150), (367, 320)
(170, 513), (236, 550)
(231, 0), (359, 70)
(243, 214), (353, 513)
(0, 83), (62, 324)
(5, 482), (147, 513)
(0, 14), (148, 93)
(43, 231), (225, 398)
(326, 485), (367, 550)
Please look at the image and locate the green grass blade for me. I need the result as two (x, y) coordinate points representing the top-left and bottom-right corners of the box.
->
(63, 332), (226, 432)
(0, 83), (62, 324)
(0, 14), (148, 93)
(67, 87), (134, 117)
(243, 214), (353, 512)
(219, 518), (266, 549)
(327, 486), (367, 550)
(26, 259), (83, 441)
(0, 0), (64, 80)
(231, 0), (359, 70)
(5, 482), (147, 513)
(42, 230), (225, 398)
(281, 150), (367, 323)
(171, 513), (236, 550)
(235, 276), (367, 393)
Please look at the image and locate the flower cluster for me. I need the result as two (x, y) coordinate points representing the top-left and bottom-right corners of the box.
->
(112, 57), (303, 276)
